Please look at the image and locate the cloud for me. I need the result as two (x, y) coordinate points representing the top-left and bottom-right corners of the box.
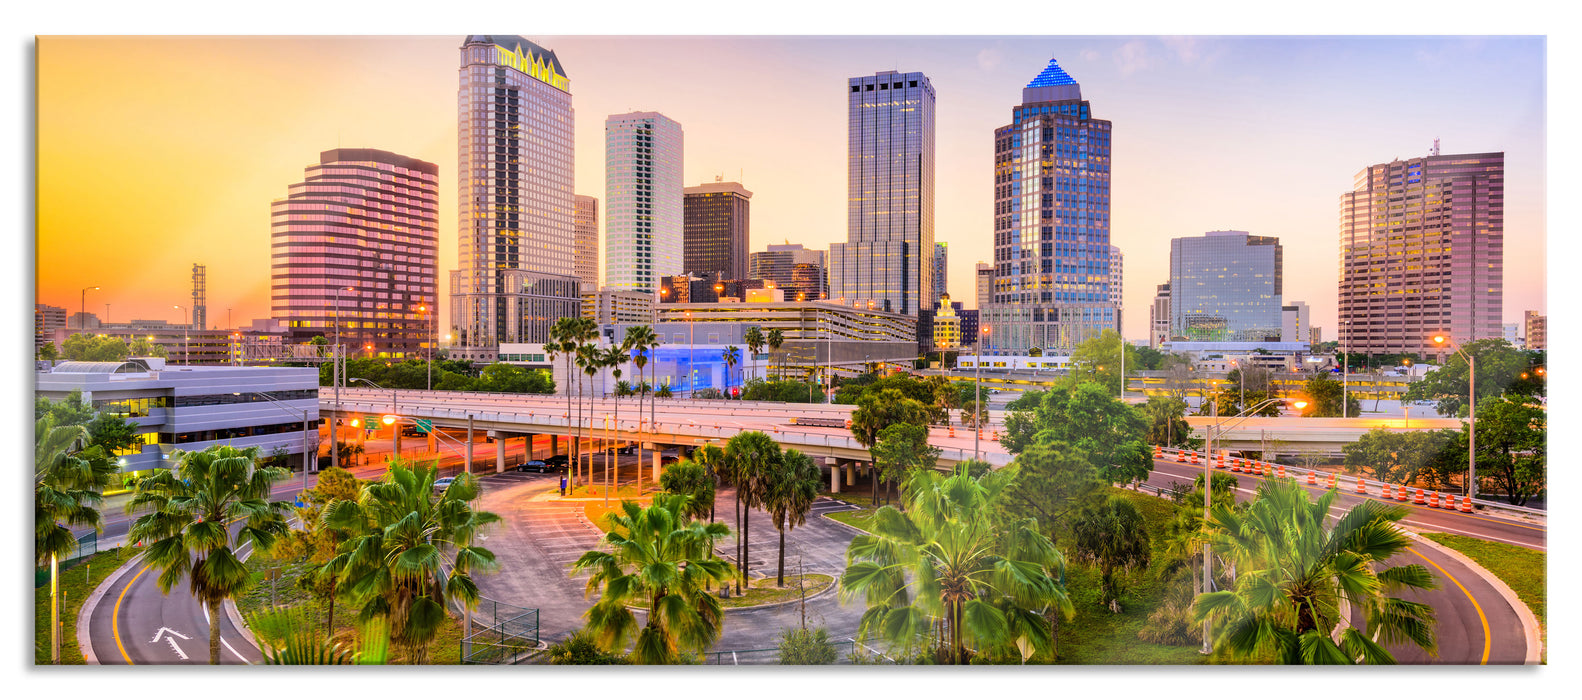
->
(1160, 36), (1202, 63)
(1080, 49), (1100, 62)
(1115, 39), (1151, 76)
(977, 48), (1002, 72)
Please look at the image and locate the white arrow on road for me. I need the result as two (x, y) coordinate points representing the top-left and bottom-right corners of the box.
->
(151, 627), (191, 660)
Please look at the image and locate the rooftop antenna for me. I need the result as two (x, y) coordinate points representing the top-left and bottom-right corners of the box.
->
(1431, 138), (1440, 156)
(716, 174), (723, 183)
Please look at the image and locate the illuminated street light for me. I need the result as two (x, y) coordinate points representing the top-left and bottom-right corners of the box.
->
(1432, 334), (1478, 499)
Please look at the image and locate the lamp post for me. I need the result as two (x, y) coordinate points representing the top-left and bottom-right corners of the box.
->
(976, 325), (989, 460)
(418, 304), (432, 390)
(350, 377), (398, 460)
(247, 391), (316, 495)
(1200, 395), (1306, 654)
(79, 285), (99, 333)
(1432, 334), (1477, 499)
(1341, 321), (1349, 418)
(173, 305), (188, 365)
(331, 286), (352, 472)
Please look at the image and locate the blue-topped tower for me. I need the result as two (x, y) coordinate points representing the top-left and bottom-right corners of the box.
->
(980, 59), (1116, 355)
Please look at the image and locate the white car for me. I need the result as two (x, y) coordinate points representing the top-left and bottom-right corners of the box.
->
(432, 476), (455, 491)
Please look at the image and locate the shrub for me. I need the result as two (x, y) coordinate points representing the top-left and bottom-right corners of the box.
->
(778, 626), (838, 665)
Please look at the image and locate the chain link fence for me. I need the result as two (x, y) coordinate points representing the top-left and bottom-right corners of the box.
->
(34, 531), (98, 588)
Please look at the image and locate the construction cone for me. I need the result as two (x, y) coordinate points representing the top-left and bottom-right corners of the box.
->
(1175, 451), (1186, 463)
(1154, 446), (1162, 459)
(1459, 495), (1474, 513)
(949, 425), (956, 438)
(1307, 471), (1317, 486)
(1381, 483), (1392, 500)
(1396, 486), (1409, 502)
(1413, 488), (1426, 505)
(1277, 465), (1286, 479)
(1428, 492), (1440, 508)
(1230, 459), (1240, 473)
(1327, 473), (1337, 490)
(992, 429), (999, 441)
(1356, 477), (1368, 495)
(1191, 452), (1199, 465)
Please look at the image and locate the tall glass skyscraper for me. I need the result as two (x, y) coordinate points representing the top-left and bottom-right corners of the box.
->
(271, 148), (438, 358)
(1169, 231), (1283, 342)
(830, 70), (936, 316)
(606, 111), (684, 293)
(980, 59), (1115, 355)
(1339, 152), (1504, 357)
(451, 35), (579, 357)
(683, 181), (752, 280)
(574, 194), (600, 292)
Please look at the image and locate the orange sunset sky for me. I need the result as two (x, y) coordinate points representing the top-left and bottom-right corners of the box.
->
(35, 34), (1546, 341)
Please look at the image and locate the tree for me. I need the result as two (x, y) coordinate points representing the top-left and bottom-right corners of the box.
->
(576, 342), (603, 486)
(778, 626), (838, 664)
(35, 414), (117, 664)
(1402, 339), (1537, 418)
(320, 462), (500, 664)
(870, 422), (940, 506)
(271, 465), (363, 634)
(38, 341), (59, 362)
(571, 494), (735, 664)
(1141, 395), (1193, 448)
(545, 628), (630, 665)
(86, 412), (138, 456)
(999, 382), (1151, 484)
(1468, 396), (1546, 506)
(549, 318), (582, 486)
(1161, 362), (1201, 403)
(1299, 373), (1360, 418)
(766, 329), (785, 381)
(127, 444), (292, 664)
(474, 362), (554, 394)
(992, 442), (1104, 541)
(1193, 479), (1438, 664)
(60, 333), (131, 362)
(722, 345), (741, 396)
(655, 383), (673, 399)
(849, 388), (930, 504)
(602, 344), (629, 498)
(1069, 495), (1152, 612)
(1210, 367), (1281, 417)
(1133, 345), (1167, 370)
(1342, 429), (1440, 485)
(624, 325), (658, 491)
(838, 467), (1074, 664)
(659, 459), (716, 522)
(1067, 329), (1137, 392)
(723, 431), (779, 593)
(762, 449), (821, 586)
(744, 326), (765, 384)
(129, 336), (167, 358)
(691, 443), (727, 523)
(36, 389), (96, 426)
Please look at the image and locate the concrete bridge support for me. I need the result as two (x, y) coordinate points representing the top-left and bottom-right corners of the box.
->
(495, 431), (506, 474)
(829, 458), (840, 493)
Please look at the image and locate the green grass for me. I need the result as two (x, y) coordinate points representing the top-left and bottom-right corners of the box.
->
(823, 508), (878, 533)
(33, 546), (137, 665)
(1420, 531), (1546, 660)
(721, 574), (833, 609)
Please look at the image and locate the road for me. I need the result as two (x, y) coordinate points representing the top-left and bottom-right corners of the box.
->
(1141, 455), (1539, 664)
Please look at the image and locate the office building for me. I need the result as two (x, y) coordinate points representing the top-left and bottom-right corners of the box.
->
(980, 59), (1116, 355)
(829, 70), (936, 316)
(975, 262), (993, 310)
(1282, 301), (1310, 344)
(1169, 230), (1283, 342)
(1311, 326), (1322, 345)
(583, 287), (656, 327)
(36, 303), (67, 350)
(683, 181), (751, 280)
(1502, 323), (1522, 349)
(959, 308), (980, 349)
(932, 295), (960, 350)
(452, 36), (580, 357)
(271, 148), (438, 359)
(606, 111), (684, 293)
(934, 242), (949, 306)
(1109, 245), (1123, 330)
(644, 300), (918, 384)
(1339, 152), (1504, 356)
(574, 195), (600, 292)
(1524, 310), (1545, 350)
(749, 243), (826, 301)
(1150, 282), (1171, 348)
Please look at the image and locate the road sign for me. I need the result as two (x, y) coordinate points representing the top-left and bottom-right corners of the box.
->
(414, 418), (433, 433)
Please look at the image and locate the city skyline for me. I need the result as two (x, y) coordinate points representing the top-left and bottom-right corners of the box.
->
(35, 35), (1545, 343)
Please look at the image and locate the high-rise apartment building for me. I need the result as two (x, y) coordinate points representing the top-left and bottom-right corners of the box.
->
(1169, 231), (1283, 342)
(574, 195), (600, 292)
(750, 243), (827, 302)
(682, 181), (751, 280)
(975, 262), (993, 310)
(270, 148), (438, 359)
(829, 70), (936, 316)
(452, 36), (580, 357)
(1339, 152), (1504, 357)
(606, 111), (684, 293)
(1282, 301), (1311, 344)
(1109, 245), (1123, 333)
(1524, 310), (1545, 350)
(1150, 282), (1170, 348)
(981, 59), (1115, 355)
(934, 242), (948, 306)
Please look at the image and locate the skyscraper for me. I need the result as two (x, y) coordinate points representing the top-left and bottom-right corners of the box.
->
(933, 242), (948, 306)
(1109, 245), (1123, 335)
(975, 262), (993, 310)
(829, 70), (936, 316)
(271, 148), (438, 358)
(1169, 231), (1283, 342)
(452, 36), (580, 356)
(683, 181), (751, 280)
(574, 195), (600, 292)
(1339, 152), (1504, 357)
(1150, 282), (1171, 348)
(1282, 301), (1310, 344)
(980, 59), (1115, 355)
(749, 243), (826, 301)
(606, 111), (684, 293)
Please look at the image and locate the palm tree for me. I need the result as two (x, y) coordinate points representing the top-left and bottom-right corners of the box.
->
(602, 344), (629, 505)
(766, 328), (784, 381)
(126, 444), (292, 664)
(744, 326), (765, 384)
(655, 383), (673, 399)
(691, 443), (726, 523)
(839, 467), (1073, 664)
(576, 341), (603, 488)
(548, 318), (578, 484)
(723, 431), (779, 593)
(35, 415), (117, 664)
(624, 325), (658, 491)
(571, 494), (735, 664)
(658, 459), (715, 522)
(320, 461), (500, 664)
(763, 448), (821, 587)
(722, 345), (742, 398)
(1069, 494), (1153, 613)
(1193, 479), (1438, 664)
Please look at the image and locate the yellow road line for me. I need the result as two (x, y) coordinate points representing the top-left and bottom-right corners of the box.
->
(112, 563), (152, 665)
(1409, 546), (1490, 665)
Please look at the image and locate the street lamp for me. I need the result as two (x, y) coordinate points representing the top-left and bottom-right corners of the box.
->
(1199, 395), (1306, 654)
(80, 286), (99, 332)
(173, 305), (189, 365)
(975, 325), (989, 460)
(418, 304), (432, 390)
(350, 377), (399, 459)
(1432, 334), (1478, 499)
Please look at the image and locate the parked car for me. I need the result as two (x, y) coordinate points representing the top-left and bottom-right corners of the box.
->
(517, 460), (549, 473)
(432, 476), (455, 491)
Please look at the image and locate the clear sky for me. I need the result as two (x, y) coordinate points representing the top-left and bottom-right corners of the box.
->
(35, 34), (1545, 341)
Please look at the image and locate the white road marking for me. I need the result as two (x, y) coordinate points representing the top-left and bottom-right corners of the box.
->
(151, 627), (190, 660)
(200, 599), (254, 664)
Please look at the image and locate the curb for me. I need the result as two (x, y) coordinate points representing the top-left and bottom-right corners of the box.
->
(1409, 530), (1543, 664)
(76, 548), (145, 665)
(625, 575), (839, 615)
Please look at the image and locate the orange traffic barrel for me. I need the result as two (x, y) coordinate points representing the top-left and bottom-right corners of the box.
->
(1230, 459), (1241, 473)
(1327, 473), (1337, 489)
(1413, 488), (1426, 505)
(1459, 496), (1473, 513)
(1277, 465), (1286, 479)
(1428, 492), (1440, 508)
(1154, 446), (1162, 458)
(1306, 471), (1317, 486)
(1175, 451), (1186, 463)
(949, 425), (956, 438)
(1191, 453), (1199, 464)
(1356, 477), (1368, 494)
(1381, 483), (1393, 500)
(1396, 486), (1409, 502)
